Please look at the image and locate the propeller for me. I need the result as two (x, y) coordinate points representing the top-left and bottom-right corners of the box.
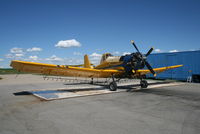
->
(130, 40), (156, 76)
(145, 47), (154, 57)
(131, 40), (140, 53)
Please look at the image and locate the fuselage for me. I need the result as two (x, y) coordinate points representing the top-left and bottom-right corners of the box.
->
(95, 53), (144, 71)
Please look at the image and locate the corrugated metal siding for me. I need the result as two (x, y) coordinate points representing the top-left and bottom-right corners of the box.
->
(146, 50), (200, 81)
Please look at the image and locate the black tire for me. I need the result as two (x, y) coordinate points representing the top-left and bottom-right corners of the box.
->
(109, 82), (117, 91)
(140, 80), (148, 88)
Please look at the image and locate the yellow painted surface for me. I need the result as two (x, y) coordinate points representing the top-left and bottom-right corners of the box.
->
(136, 65), (183, 75)
(10, 60), (183, 78)
(95, 61), (123, 69)
(10, 60), (123, 78)
(84, 55), (92, 68)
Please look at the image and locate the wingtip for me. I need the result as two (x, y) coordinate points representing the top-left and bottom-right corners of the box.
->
(174, 65), (183, 68)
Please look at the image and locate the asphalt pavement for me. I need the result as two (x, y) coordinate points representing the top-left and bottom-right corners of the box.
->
(0, 74), (200, 134)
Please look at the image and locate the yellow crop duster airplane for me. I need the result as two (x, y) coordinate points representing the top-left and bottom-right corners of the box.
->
(10, 41), (182, 91)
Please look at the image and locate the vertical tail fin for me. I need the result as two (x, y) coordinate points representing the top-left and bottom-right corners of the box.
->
(84, 55), (92, 68)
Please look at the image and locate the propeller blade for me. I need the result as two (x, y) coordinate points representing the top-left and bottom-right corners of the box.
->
(131, 40), (140, 53)
(144, 61), (156, 76)
(145, 47), (154, 57)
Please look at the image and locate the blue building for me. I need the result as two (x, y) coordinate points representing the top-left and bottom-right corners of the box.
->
(146, 50), (200, 82)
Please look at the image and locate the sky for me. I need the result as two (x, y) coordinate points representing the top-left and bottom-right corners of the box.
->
(0, 0), (200, 68)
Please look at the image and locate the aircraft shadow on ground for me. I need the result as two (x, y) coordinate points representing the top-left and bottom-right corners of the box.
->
(13, 91), (32, 96)
(63, 81), (107, 85)
(118, 81), (172, 90)
(13, 81), (170, 96)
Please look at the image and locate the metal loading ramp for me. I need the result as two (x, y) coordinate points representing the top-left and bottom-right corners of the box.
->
(29, 88), (124, 101)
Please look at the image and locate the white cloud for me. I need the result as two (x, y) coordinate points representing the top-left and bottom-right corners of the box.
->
(5, 53), (24, 60)
(73, 52), (82, 56)
(27, 47), (42, 52)
(46, 55), (63, 62)
(55, 39), (81, 48)
(5, 54), (23, 58)
(113, 51), (120, 55)
(5, 54), (14, 58)
(122, 52), (131, 55)
(0, 58), (4, 61)
(89, 53), (102, 65)
(90, 52), (102, 57)
(15, 53), (24, 57)
(154, 49), (161, 53)
(169, 50), (178, 53)
(29, 56), (38, 61)
(65, 58), (83, 65)
(10, 47), (23, 53)
(43, 56), (83, 65)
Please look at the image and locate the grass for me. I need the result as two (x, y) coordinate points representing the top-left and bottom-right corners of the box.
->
(0, 68), (27, 74)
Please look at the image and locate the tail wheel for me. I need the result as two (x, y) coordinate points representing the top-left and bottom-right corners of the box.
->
(109, 82), (117, 91)
(140, 80), (148, 88)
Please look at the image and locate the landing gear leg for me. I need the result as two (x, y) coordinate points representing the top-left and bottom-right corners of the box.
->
(90, 78), (94, 84)
(109, 75), (117, 91)
(140, 79), (148, 88)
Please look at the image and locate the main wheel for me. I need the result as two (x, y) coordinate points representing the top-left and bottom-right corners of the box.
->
(109, 82), (117, 91)
(140, 80), (148, 88)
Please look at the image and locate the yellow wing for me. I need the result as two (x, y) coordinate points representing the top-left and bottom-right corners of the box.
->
(10, 60), (123, 78)
(134, 65), (183, 76)
(10, 60), (183, 78)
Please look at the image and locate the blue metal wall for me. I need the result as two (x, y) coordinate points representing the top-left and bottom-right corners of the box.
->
(146, 50), (200, 81)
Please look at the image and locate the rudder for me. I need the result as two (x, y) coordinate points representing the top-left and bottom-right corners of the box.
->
(84, 55), (92, 68)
